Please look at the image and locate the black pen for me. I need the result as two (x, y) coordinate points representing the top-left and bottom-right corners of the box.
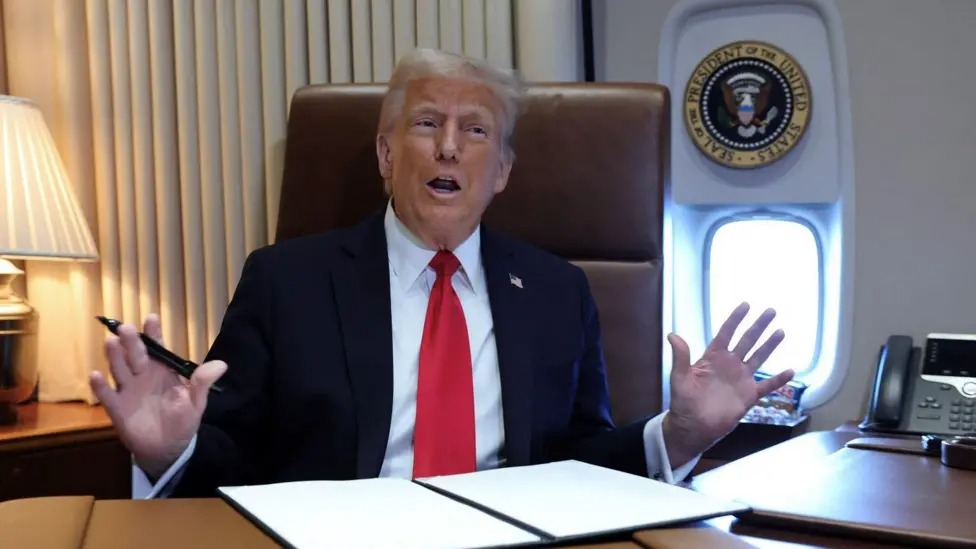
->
(95, 316), (224, 393)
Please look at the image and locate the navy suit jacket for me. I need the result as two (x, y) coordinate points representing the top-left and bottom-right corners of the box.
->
(172, 211), (651, 497)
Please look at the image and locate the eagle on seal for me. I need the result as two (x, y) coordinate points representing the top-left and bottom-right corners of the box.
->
(720, 72), (777, 138)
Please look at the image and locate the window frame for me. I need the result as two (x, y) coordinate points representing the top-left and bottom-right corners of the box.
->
(702, 210), (826, 376)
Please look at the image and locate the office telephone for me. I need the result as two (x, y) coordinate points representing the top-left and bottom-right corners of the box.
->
(860, 334), (976, 436)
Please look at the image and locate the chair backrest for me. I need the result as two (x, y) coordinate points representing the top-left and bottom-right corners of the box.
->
(276, 83), (668, 425)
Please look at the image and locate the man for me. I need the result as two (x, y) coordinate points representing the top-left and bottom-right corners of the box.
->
(91, 49), (792, 498)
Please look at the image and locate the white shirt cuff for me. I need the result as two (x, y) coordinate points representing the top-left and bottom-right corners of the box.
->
(642, 412), (701, 484)
(130, 434), (198, 499)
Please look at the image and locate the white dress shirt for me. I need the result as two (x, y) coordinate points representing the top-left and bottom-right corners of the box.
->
(133, 202), (698, 497)
(381, 200), (505, 475)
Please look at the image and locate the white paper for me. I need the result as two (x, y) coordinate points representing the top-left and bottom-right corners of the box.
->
(420, 460), (749, 539)
(219, 478), (541, 549)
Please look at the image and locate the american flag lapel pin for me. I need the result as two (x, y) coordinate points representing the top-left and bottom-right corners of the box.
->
(509, 273), (523, 289)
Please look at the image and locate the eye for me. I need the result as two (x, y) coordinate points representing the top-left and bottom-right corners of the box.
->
(415, 118), (436, 128)
(467, 125), (487, 136)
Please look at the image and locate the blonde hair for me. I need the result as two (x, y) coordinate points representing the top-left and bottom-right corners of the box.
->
(378, 49), (524, 157)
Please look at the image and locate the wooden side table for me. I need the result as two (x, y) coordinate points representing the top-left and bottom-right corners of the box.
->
(690, 415), (811, 477)
(0, 402), (130, 501)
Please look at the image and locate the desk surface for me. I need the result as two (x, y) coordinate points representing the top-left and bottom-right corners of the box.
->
(672, 429), (976, 548)
(0, 428), (958, 548)
(0, 496), (643, 549)
(0, 402), (111, 444)
(642, 430), (887, 549)
(0, 491), (887, 549)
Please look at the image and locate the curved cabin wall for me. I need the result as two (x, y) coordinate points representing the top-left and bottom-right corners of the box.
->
(657, 0), (855, 409)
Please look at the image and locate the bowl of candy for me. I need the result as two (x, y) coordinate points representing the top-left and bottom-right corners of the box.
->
(743, 371), (808, 425)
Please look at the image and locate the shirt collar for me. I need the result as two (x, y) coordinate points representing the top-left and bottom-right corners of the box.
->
(384, 200), (484, 294)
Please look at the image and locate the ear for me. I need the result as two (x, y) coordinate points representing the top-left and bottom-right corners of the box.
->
(493, 149), (514, 194)
(376, 133), (393, 179)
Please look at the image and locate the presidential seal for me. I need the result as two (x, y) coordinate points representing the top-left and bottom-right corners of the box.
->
(684, 41), (811, 169)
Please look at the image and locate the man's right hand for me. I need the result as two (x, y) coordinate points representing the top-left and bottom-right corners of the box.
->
(89, 314), (227, 480)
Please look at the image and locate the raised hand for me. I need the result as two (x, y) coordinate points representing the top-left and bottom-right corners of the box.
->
(662, 302), (793, 466)
(89, 314), (226, 479)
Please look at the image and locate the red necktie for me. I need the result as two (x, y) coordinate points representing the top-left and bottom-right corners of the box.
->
(413, 251), (476, 478)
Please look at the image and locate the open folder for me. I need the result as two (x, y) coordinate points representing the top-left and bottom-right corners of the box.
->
(218, 460), (749, 548)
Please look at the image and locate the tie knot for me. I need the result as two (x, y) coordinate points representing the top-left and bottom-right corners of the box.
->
(429, 250), (461, 278)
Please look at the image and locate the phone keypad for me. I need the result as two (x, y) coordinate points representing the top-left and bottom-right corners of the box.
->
(917, 396), (976, 429)
(945, 401), (976, 432)
(906, 383), (976, 435)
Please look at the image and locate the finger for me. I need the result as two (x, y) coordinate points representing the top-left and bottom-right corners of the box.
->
(667, 333), (692, 374)
(756, 369), (795, 397)
(89, 371), (121, 417)
(732, 308), (776, 360)
(746, 329), (786, 371)
(117, 323), (151, 375)
(710, 302), (750, 352)
(104, 335), (134, 386)
(143, 313), (163, 343)
(189, 360), (228, 410)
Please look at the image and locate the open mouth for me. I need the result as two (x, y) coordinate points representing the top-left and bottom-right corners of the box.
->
(426, 177), (461, 194)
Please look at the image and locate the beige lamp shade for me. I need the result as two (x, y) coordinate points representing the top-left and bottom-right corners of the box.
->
(0, 95), (98, 261)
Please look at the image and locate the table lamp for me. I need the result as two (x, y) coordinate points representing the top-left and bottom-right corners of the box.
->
(0, 95), (98, 425)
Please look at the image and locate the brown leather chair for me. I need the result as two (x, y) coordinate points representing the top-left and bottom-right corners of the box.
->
(275, 83), (668, 425)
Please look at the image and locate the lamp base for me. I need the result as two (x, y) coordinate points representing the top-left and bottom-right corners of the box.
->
(0, 395), (17, 426)
(0, 259), (36, 412)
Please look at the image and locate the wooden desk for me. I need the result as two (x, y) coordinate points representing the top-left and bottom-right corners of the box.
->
(1, 425), (955, 548)
(637, 429), (974, 548)
(0, 493), (887, 549)
(0, 402), (130, 501)
(635, 516), (895, 548)
(0, 496), (642, 548)
(633, 431), (871, 548)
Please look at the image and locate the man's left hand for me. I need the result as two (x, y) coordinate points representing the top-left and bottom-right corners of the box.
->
(662, 302), (794, 468)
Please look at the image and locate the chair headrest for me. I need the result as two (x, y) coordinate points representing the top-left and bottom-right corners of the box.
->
(276, 82), (669, 262)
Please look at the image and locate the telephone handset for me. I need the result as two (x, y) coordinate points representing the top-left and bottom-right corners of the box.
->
(863, 335), (916, 428)
(860, 334), (976, 437)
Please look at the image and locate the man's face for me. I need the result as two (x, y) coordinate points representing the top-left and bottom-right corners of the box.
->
(377, 76), (512, 250)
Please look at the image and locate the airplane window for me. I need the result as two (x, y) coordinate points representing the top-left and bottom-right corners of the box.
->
(706, 217), (821, 375)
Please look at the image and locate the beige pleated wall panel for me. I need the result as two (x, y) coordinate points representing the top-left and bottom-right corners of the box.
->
(4, 0), (573, 402)
(101, 0), (519, 360)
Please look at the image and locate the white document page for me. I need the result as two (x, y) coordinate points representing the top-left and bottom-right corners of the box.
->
(420, 460), (750, 539)
(219, 478), (541, 549)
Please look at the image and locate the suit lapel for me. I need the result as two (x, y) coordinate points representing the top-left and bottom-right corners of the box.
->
(481, 229), (534, 467)
(332, 213), (394, 478)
